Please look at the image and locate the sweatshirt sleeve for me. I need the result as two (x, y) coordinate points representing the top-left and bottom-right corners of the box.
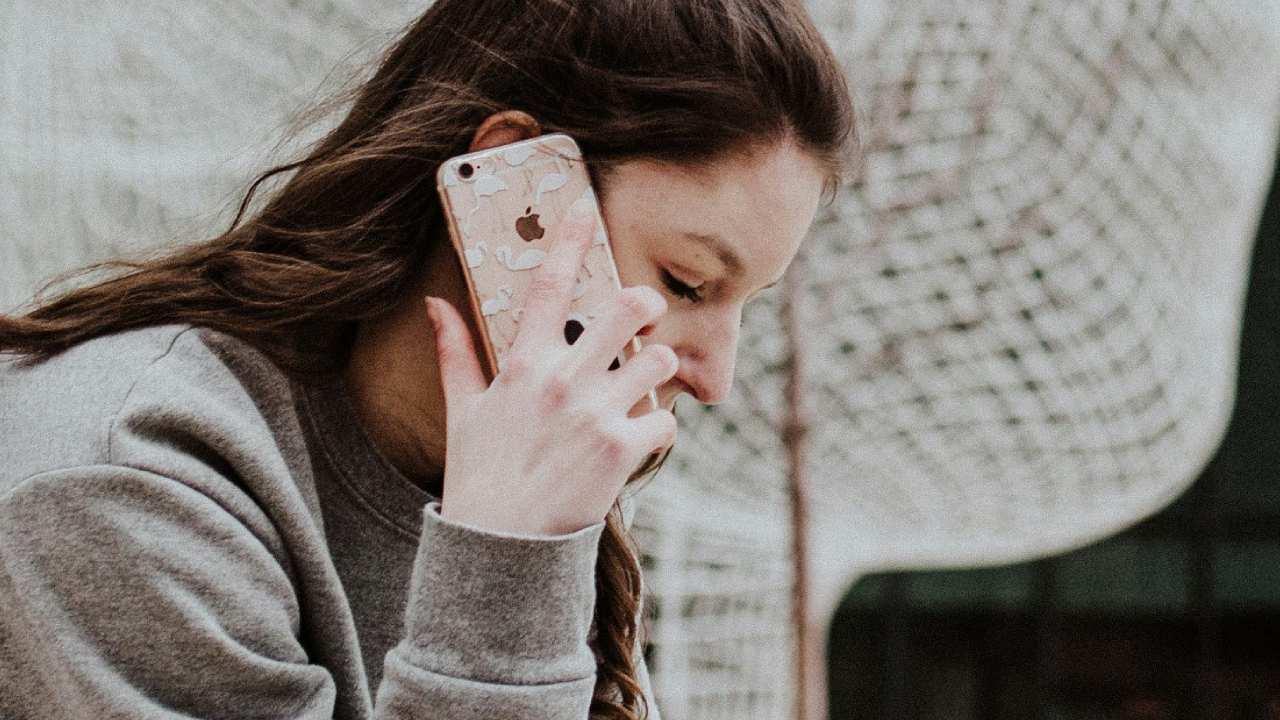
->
(0, 466), (611, 719)
(373, 500), (605, 718)
(0, 464), (337, 717)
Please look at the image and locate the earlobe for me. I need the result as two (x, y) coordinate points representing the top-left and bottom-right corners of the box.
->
(468, 110), (542, 152)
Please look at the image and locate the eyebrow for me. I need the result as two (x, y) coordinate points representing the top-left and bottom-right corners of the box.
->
(679, 231), (783, 292)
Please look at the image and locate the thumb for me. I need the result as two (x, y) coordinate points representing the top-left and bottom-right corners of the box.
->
(425, 296), (488, 400)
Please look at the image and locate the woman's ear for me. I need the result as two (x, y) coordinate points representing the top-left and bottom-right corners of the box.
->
(468, 110), (542, 152)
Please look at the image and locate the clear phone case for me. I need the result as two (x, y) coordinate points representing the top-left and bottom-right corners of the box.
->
(436, 133), (657, 411)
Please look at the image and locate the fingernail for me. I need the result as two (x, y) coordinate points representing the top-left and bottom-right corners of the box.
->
(424, 296), (439, 327)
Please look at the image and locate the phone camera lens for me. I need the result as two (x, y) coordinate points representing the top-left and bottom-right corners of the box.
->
(458, 163), (474, 179)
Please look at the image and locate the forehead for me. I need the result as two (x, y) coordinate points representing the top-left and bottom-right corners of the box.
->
(601, 141), (826, 269)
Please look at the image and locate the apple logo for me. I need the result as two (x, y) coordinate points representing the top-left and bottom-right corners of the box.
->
(515, 206), (545, 242)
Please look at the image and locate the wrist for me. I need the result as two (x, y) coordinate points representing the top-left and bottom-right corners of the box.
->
(440, 500), (566, 537)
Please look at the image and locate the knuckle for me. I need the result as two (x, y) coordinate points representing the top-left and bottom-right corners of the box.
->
(538, 374), (573, 412)
(596, 429), (629, 466)
(583, 413), (627, 466)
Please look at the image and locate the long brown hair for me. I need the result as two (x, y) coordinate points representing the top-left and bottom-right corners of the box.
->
(1, 1), (855, 716)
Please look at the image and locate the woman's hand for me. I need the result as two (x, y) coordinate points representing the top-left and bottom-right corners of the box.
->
(424, 205), (679, 536)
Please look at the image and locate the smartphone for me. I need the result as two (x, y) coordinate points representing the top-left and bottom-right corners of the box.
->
(435, 133), (658, 412)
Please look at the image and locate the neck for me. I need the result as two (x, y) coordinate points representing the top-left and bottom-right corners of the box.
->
(342, 245), (472, 498)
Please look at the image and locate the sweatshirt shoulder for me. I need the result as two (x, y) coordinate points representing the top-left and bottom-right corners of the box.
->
(0, 323), (301, 493)
(0, 323), (193, 483)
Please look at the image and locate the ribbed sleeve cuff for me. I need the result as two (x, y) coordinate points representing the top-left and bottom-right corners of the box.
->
(399, 500), (605, 684)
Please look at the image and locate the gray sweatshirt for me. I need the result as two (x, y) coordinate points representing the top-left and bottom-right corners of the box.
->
(0, 323), (659, 719)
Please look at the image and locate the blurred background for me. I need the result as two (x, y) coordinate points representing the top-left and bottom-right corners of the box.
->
(828, 160), (1280, 719)
(4, 2), (1280, 719)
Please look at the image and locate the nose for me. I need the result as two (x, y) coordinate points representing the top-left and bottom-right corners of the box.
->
(673, 308), (740, 406)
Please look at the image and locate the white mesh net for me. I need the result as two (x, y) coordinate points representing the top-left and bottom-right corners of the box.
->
(5, 2), (1280, 719)
(637, 1), (1280, 716)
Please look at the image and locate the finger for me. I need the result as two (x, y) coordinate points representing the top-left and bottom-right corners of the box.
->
(605, 342), (679, 410)
(570, 285), (668, 376)
(616, 406), (679, 457)
(508, 202), (595, 358)
(426, 296), (488, 402)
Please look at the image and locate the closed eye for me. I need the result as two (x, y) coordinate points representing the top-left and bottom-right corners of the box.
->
(660, 269), (703, 303)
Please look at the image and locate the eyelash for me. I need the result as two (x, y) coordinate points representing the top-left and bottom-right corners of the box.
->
(659, 268), (750, 327)
(660, 269), (703, 303)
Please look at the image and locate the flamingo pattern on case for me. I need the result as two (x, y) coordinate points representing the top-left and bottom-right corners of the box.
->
(502, 143), (536, 166)
(464, 240), (488, 268)
(480, 285), (513, 316)
(494, 244), (546, 271)
(534, 172), (568, 205)
(443, 135), (628, 377)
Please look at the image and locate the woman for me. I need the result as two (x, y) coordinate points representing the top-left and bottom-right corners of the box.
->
(0, 0), (855, 718)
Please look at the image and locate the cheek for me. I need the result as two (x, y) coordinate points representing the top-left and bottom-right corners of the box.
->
(597, 219), (644, 289)
(597, 228), (669, 312)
